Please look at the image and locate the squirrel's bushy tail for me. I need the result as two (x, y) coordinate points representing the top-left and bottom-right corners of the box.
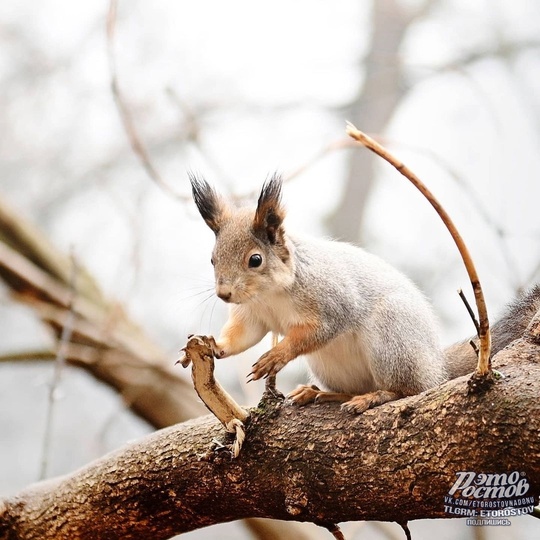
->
(445, 284), (540, 379)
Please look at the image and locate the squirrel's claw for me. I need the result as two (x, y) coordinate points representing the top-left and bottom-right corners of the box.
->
(176, 346), (192, 368)
(248, 350), (289, 382)
(341, 397), (371, 414)
(208, 336), (228, 359)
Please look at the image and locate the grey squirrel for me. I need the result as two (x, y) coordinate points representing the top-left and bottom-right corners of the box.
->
(189, 173), (540, 413)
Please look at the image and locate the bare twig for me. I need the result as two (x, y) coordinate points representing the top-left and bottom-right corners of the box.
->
(264, 331), (280, 394)
(166, 87), (236, 191)
(346, 122), (492, 376)
(236, 138), (356, 203)
(39, 251), (79, 480)
(375, 136), (524, 291)
(398, 521), (411, 540)
(458, 288), (480, 334)
(106, 0), (187, 201)
(283, 138), (356, 182)
(0, 350), (56, 363)
(468, 339), (480, 357)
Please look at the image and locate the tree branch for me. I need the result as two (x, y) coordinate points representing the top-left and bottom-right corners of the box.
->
(106, 0), (187, 201)
(1, 321), (539, 539)
(0, 237), (204, 426)
(39, 251), (79, 480)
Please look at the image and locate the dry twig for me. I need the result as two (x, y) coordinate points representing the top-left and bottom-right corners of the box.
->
(39, 251), (79, 480)
(346, 123), (492, 377)
(106, 0), (187, 201)
(458, 288), (480, 335)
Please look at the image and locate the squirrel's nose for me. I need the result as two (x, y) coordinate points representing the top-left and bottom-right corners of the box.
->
(216, 286), (232, 302)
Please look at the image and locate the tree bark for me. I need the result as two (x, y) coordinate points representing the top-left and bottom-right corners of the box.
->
(1, 318), (539, 539)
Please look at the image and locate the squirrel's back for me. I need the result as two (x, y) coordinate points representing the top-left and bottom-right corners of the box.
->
(270, 234), (447, 396)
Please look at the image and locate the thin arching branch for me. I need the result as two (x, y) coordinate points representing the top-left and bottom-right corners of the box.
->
(39, 252), (79, 480)
(106, 0), (188, 201)
(346, 123), (492, 378)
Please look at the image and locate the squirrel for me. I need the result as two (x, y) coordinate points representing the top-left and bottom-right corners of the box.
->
(189, 173), (540, 413)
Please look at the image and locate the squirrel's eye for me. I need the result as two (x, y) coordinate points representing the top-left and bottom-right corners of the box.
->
(210, 257), (215, 266)
(248, 254), (263, 268)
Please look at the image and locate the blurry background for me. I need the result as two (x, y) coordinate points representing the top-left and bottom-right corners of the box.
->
(0, 0), (539, 538)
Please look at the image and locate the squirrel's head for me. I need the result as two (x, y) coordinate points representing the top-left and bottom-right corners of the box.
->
(189, 173), (294, 304)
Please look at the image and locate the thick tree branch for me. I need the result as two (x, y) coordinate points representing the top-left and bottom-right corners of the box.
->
(1, 322), (539, 539)
(0, 194), (206, 426)
(0, 196), (104, 302)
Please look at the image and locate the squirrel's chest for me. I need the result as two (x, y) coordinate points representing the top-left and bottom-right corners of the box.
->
(252, 293), (305, 334)
(307, 333), (376, 394)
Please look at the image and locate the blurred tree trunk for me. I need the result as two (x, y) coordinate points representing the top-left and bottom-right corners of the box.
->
(328, 0), (428, 242)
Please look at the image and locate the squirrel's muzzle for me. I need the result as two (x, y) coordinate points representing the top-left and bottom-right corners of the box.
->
(216, 284), (232, 302)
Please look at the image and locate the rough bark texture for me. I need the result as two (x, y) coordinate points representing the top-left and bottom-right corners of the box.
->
(1, 322), (539, 539)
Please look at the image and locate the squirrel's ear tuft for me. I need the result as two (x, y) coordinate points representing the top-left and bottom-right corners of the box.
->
(189, 172), (228, 234)
(253, 173), (285, 244)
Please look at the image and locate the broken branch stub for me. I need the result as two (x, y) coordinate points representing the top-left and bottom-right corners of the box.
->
(178, 335), (249, 457)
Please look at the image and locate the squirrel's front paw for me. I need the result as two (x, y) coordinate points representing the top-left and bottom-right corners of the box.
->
(248, 350), (289, 382)
(207, 336), (228, 359)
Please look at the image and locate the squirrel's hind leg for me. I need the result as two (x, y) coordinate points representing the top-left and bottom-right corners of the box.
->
(288, 384), (353, 406)
(288, 386), (401, 414)
(341, 390), (400, 414)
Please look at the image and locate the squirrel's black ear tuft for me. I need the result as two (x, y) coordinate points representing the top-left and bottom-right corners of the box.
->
(188, 172), (228, 234)
(253, 173), (285, 244)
